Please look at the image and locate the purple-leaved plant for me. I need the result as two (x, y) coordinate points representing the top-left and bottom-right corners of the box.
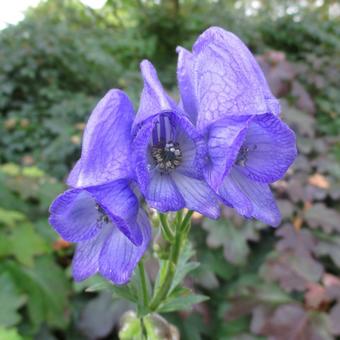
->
(176, 27), (297, 226)
(49, 90), (151, 284)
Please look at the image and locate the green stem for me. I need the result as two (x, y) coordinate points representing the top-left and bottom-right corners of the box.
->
(149, 211), (193, 311)
(159, 213), (174, 242)
(138, 261), (149, 309)
(180, 210), (194, 233)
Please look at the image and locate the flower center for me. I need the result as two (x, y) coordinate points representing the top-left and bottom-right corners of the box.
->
(151, 141), (182, 172)
(95, 203), (110, 224)
(236, 144), (257, 166)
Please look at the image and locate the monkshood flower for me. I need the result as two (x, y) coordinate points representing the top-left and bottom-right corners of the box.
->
(176, 27), (297, 226)
(49, 90), (151, 284)
(132, 60), (220, 219)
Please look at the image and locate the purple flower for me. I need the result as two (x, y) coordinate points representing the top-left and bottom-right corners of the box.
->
(176, 27), (297, 226)
(49, 90), (151, 284)
(132, 60), (220, 219)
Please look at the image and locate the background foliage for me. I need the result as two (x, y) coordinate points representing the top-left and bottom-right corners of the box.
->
(0, 0), (339, 339)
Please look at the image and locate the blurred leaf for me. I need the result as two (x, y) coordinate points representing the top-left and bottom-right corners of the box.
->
(305, 203), (340, 233)
(262, 225), (323, 292)
(252, 304), (333, 340)
(203, 219), (262, 265)
(77, 292), (128, 339)
(313, 231), (340, 268)
(0, 273), (26, 327)
(282, 103), (315, 138)
(0, 327), (23, 340)
(8, 223), (50, 266)
(0, 209), (26, 228)
(6, 256), (70, 330)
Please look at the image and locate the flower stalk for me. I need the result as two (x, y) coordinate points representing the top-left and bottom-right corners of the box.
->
(149, 210), (192, 312)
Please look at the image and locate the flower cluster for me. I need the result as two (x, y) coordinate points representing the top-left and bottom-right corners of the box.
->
(49, 27), (296, 285)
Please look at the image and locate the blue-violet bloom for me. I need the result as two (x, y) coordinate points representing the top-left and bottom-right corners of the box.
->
(132, 60), (220, 219)
(176, 27), (297, 226)
(49, 90), (151, 284)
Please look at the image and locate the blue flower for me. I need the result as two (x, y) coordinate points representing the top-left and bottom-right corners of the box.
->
(49, 90), (151, 284)
(176, 27), (297, 226)
(132, 60), (220, 219)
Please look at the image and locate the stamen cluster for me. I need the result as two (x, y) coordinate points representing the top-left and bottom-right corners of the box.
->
(95, 204), (110, 224)
(151, 141), (182, 172)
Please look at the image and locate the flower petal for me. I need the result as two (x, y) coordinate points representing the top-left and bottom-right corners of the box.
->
(204, 115), (251, 190)
(176, 46), (198, 124)
(174, 116), (206, 179)
(133, 60), (178, 131)
(99, 209), (151, 285)
(87, 180), (142, 246)
(49, 189), (100, 242)
(240, 113), (297, 183)
(192, 27), (272, 129)
(172, 172), (220, 219)
(67, 89), (135, 188)
(72, 223), (112, 281)
(219, 167), (281, 226)
(133, 111), (207, 211)
(146, 171), (185, 212)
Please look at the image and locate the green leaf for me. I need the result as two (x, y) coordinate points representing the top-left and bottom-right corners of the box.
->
(111, 271), (150, 304)
(0, 273), (26, 327)
(75, 275), (112, 293)
(0, 209), (26, 228)
(6, 256), (70, 330)
(159, 288), (209, 313)
(111, 284), (139, 303)
(170, 241), (199, 293)
(9, 223), (50, 266)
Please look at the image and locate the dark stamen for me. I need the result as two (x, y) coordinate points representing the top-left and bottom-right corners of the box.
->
(236, 144), (257, 166)
(95, 204), (110, 224)
(152, 141), (182, 172)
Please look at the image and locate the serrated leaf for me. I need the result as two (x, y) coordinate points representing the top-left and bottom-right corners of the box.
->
(305, 203), (340, 233)
(170, 242), (199, 293)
